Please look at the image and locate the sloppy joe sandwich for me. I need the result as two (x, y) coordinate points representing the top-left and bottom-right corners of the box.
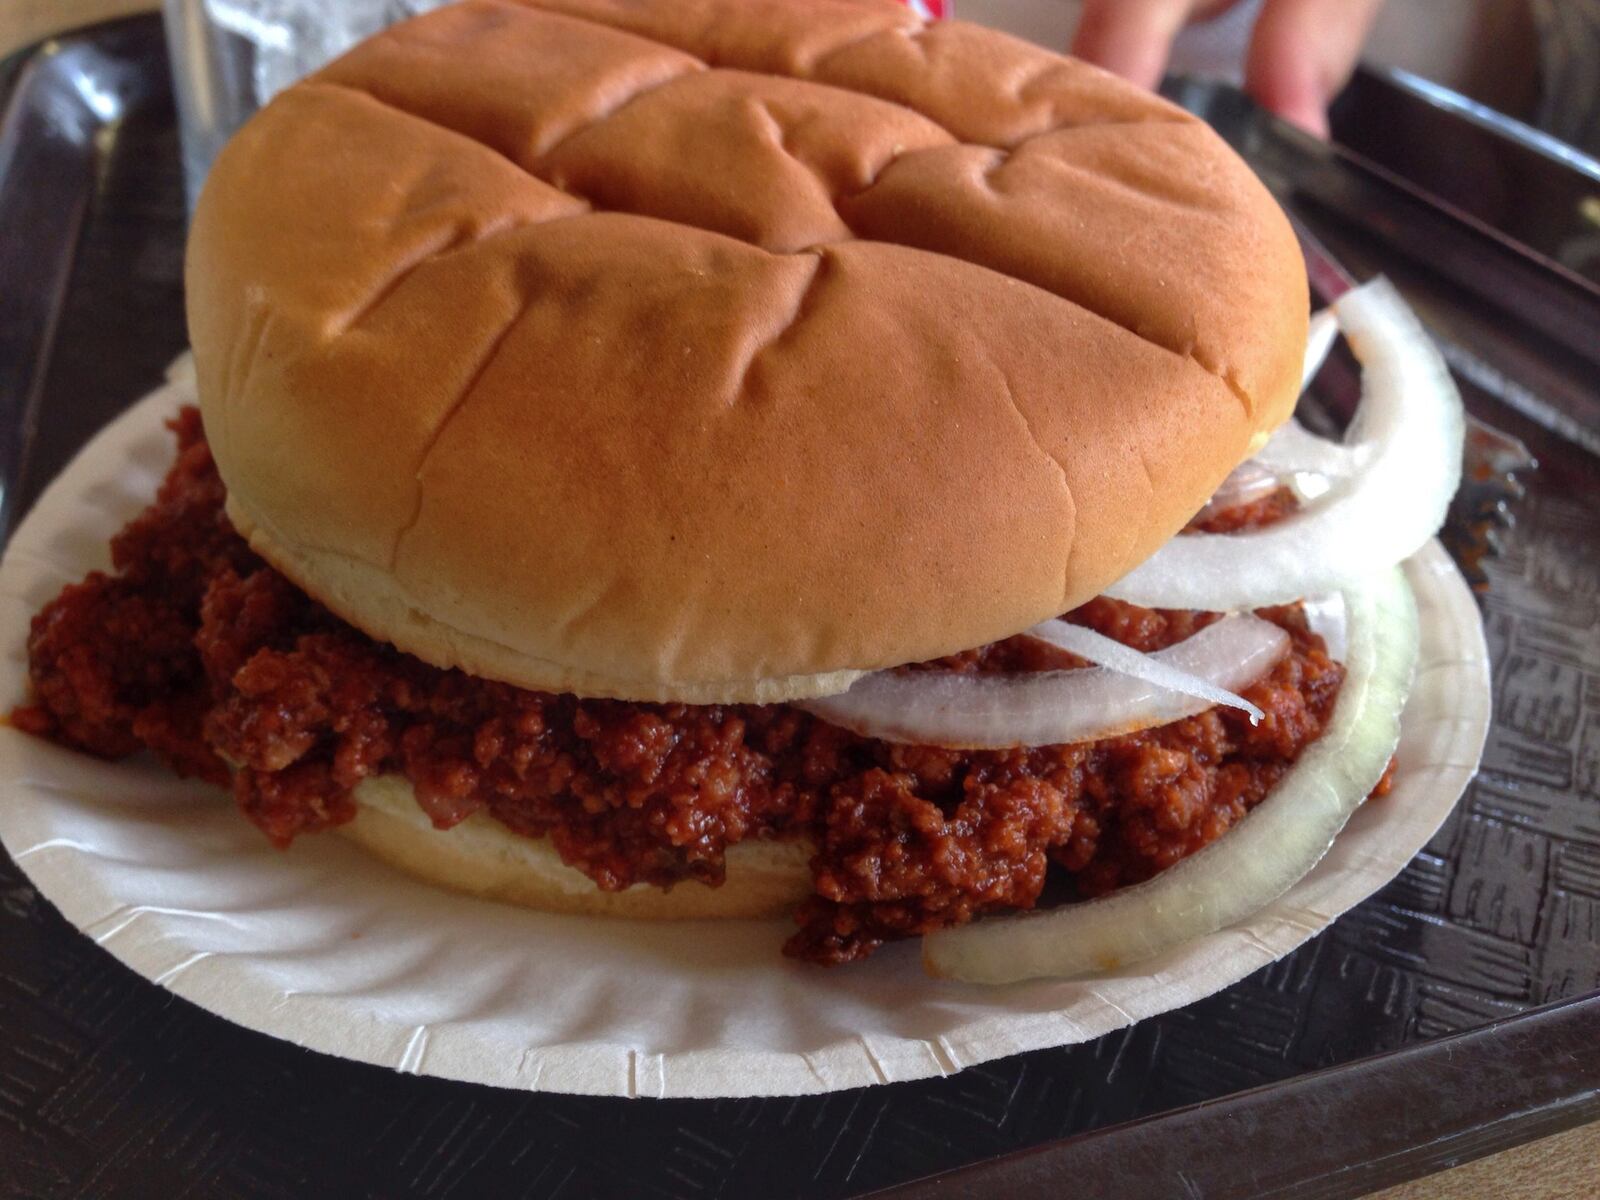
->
(13, 0), (1465, 981)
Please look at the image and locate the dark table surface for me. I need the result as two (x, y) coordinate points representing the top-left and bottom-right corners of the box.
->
(2, 18), (1599, 1200)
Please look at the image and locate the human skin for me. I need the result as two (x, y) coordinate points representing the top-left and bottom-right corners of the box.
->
(1070, 0), (1386, 137)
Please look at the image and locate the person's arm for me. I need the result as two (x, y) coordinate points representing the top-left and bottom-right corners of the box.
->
(1070, 0), (1385, 137)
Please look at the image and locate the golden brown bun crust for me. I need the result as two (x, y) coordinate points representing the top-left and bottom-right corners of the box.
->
(344, 776), (813, 919)
(187, 0), (1308, 702)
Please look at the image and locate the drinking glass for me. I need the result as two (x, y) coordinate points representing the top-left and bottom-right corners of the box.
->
(160, 0), (449, 210)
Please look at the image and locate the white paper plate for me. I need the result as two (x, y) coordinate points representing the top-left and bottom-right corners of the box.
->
(0, 377), (1490, 1098)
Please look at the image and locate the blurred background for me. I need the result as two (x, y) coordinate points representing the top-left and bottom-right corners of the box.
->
(973, 0), (1594, 153)
(3, 0), (1595, 153)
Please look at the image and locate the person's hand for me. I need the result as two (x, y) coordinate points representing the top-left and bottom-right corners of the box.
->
(1070, 0), (1385, 137)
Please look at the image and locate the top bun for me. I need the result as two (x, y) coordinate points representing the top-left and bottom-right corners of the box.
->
(186, 0), (1307, 703)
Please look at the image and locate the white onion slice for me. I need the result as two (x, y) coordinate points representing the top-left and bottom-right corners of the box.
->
(1301, 307), (1339, 391)
(922, 565), (1418, 983)
(1023, 618), (1269, 725)
(1300, 592), (1348, 662)
(797, 615), (1287, 750)
(1193, 460), (1282, 523)
(165, 350), (197, 387)
(1105, 280), (1463, 610)
(1195, 308), (1346, 523)
(1251, 418), (1360, 479)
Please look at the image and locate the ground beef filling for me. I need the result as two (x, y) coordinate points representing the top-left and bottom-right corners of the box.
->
(15, 410), (1347, 964)
(1185, 485), (1300, 534)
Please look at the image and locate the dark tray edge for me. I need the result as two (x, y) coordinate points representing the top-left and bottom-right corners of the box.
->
(0, 13), (164, 540)
(868, 987), (1600, 1199)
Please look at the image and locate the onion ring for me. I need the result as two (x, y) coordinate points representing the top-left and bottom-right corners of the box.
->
(797, 615), (1287, 749)
(1104, 280), (1463, 610)
(1022, 617), (1269, 724)
(1252, 418), (1360, 480)
(921, 565), (1418, 983)
(1197, 308), (1349, 520)
(1301, 306), (1339, 391)
(1193, 460), (1283, 523)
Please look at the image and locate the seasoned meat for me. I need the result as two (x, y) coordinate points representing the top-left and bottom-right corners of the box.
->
(17, 411), (1344, 963)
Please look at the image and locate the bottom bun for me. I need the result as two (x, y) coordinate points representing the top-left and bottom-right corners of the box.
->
(343, 775), (815, 920)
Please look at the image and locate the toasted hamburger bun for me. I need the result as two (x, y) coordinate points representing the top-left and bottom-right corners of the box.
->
(185, 0), (1308, 705)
